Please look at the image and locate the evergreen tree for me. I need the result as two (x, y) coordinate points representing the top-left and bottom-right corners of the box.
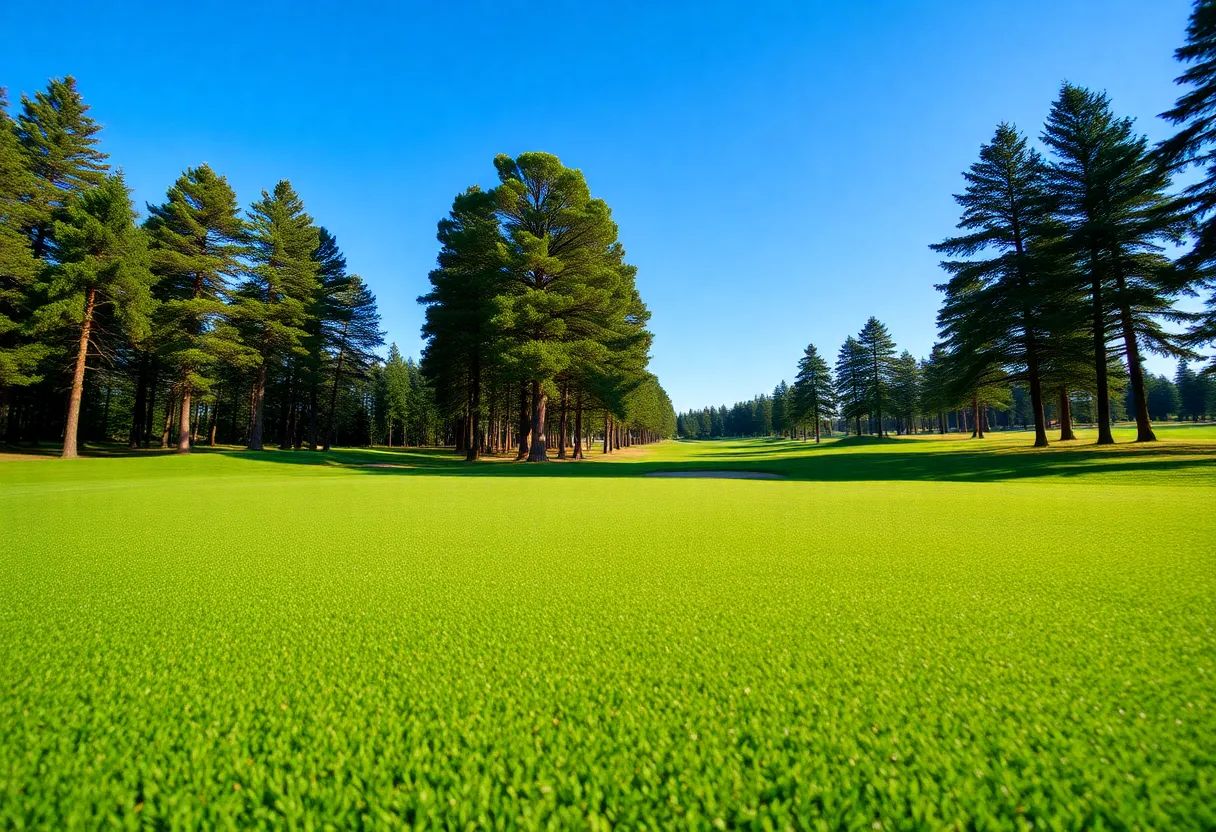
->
(857, 317), (897, 436)
(14, 77), (109, 259)
(323, 274), (382, 450)
(931, 123), (1062, 447)
(492, 152), (644, 462)
(0, 89), (44, 392)
(420, 187), (510, 460)
(382, 343), (410, 446)
(144, 164), (250, 453)
(1160, 0), (1216, 375)
(835, 336), (868, 435)
(36, 174), (154, 458)
(791, 343), (834, 442)
(889, 350), (921, 434)
(1043, 83), (1190, 443)
(239, 181), (320, 450)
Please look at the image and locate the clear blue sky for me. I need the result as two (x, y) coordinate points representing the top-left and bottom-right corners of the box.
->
(4, 0), (1199, 411)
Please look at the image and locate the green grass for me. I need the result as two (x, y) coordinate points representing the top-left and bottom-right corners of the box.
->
(1, 427), (1213, 828)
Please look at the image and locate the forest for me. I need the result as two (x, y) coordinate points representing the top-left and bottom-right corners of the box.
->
(0, 93), (674, 460)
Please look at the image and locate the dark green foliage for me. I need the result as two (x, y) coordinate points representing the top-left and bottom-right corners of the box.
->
(1043, 83), (1190, 443)
(1161, 0), (1216, 373)
(791, 343), (834, 441)
(14, 76), (109, 259)
(857, 317), (897, 436)
(145, 164), (252, 451)
(37, 174), (154, 457)
(0, 90), (43, 388)
(238, 181), (320, 450)
(932, 123), (1063, 446)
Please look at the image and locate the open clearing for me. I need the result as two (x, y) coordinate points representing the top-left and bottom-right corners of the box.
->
(1, 426), (1213, 828)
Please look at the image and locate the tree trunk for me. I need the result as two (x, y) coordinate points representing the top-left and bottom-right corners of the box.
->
(1117, 298), (1155, 442)
(1058, 389), (1077, 441)
(466, 356), (481, 462)
(515, 382), (530, 461)
(161, 390), (176, 448)
(1090, 263), (1115, 444)
(324, 347), (346, 451)
(208, 389), (220, 446)
(572, 392), (584, 459)
(61, 288), (96, 458)
(178, 388), (192, 453)
(308, 383), (319, 450)
(557, 385), (569, 459)
(527, 380), (548, 462)
(603, 413), (611, 454)
(143, 366), (158, 448)
(248, 357), (268, 450)
(129, 357), (147, 449)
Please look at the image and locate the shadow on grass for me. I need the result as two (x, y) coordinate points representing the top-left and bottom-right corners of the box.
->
(212, 441), (1214, 485)
(6, 433), (1213, 485)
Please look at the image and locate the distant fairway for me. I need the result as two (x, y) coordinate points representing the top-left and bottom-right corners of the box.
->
(1, 427), (1213, 828)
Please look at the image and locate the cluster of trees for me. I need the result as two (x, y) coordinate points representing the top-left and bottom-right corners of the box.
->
(930, 1), (1216, 447)
(678, 322), (1212, 441)
(418, 152), (674, 462)
(0, 77), (394, 457)
(682, 2), (1216, 447)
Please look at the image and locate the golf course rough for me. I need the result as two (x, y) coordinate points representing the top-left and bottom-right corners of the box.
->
(1, 428), (1213, 828)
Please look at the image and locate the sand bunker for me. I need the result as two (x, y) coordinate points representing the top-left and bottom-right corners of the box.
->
(643, 470), (784, 480)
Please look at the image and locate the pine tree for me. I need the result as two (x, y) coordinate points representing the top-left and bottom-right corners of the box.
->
(1044, 83), (1190, 443)
(323, 275), (382, 450)
(14, 77), (109, 259)
(420, 187), (509, 460)
(1160, 0), (1216, 375)
(889, 350), (921, 434)
(931, 123), (1062, 447)
(791, 343), (834, 442)
(36, 174), (155, 458)
(144, 164), (251, 453)
(835, 336), (868, 435)
(492, 152), (640, 462)
(857, 317), (897, 436)
(0, 89), (44, 393)
(239, 181), (320, 450)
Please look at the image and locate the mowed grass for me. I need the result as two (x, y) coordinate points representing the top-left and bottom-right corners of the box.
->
(1, 427), (1213, 828)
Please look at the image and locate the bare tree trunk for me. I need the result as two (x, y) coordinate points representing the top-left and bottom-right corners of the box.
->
(143, 365), (158, 448)
(1090, 258), (1115, 444)
(324, 347), (346, 451)
(573, 392), (584, 459)
(178, 387), (192, 453)
(515, 382), (530, 461)
(161, 390), (176, 448)
(208, 389), (220, 446)
(603, 413), (610, 454)
(308, 383), (319, 450)
(527, 380), (548, 462)
(1117, 297), (1155, 442)
(557, 385), (569, 459)
(62, 288), (96, 458)
(1058, 389), (1077, 441)
(248, 357), (268, 450)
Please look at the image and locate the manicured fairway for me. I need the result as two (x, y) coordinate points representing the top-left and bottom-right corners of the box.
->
(1, 428), (1213, 828)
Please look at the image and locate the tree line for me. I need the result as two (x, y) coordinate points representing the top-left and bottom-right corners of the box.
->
(0, 77), (399, 457)
(680, 1), (1216, 446)
(417, 152), (675, 462)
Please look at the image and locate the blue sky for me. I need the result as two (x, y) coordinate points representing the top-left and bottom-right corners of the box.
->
(3, 0), (1200, 411)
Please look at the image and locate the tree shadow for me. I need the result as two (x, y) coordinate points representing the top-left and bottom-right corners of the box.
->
(199, 439), (1216, 485)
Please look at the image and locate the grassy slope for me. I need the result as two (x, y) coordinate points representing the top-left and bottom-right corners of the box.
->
(1, 427), (1213, 828)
